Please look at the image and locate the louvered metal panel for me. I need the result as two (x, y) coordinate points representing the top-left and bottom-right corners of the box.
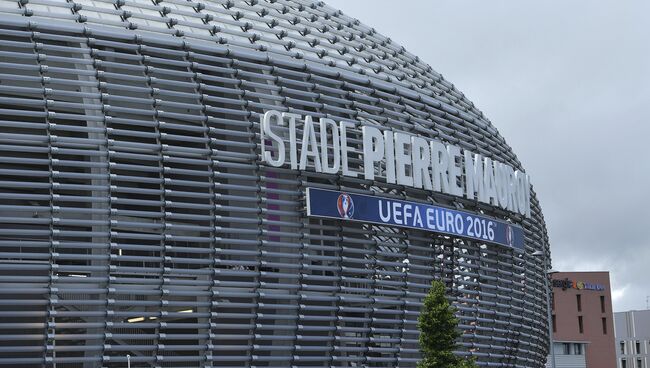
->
(0, 1), (550, 367)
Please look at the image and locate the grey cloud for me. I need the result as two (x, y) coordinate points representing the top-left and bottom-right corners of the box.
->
(325, 0), (650, 311)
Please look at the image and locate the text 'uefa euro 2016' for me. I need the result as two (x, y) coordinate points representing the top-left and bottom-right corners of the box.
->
(259, 110), (531, 217)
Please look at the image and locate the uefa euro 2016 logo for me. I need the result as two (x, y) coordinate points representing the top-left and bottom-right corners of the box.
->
(336, 193), (354, 219)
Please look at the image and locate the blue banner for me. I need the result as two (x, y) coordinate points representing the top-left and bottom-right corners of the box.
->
(306, 188), (524, 250)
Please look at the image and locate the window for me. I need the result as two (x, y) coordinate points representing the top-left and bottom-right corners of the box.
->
(601, 295), (606, 313)
(622, 359), (627, 368)
(574, 343), (583, 355)
(552, 314), (557, 333)
(622, 341), (626, 354)
(563, 343), (571, 355)
(577, 294), (582, 312)
(579, 316), (584, 333)
(636, 341), (641, 354)
(637, 358), (643, 368)
(603, 317), (608, 334)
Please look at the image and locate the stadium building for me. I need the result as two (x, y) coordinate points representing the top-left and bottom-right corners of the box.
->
(0, 0), (551, 367)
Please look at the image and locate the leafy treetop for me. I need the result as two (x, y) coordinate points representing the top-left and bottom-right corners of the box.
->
(417, 280), (478, 368)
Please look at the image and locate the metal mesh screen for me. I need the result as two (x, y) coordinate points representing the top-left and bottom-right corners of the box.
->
(0, 0), (550, 367)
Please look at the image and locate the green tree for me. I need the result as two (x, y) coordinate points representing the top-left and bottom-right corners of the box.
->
(417, 280), (478, 368)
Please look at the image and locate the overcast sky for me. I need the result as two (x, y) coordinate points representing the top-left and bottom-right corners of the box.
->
(324, 0), (650, 312)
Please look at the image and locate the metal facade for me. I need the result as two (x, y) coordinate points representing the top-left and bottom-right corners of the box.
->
(0, 0), (551, 367)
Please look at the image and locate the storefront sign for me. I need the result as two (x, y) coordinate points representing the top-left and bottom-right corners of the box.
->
(260, 110), (532, 218)
(552, 279), (605, 291)
(306, 188), (525, 249)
